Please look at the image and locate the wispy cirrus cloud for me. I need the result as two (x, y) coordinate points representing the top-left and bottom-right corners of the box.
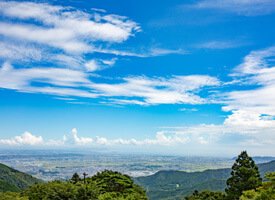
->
(0, 1), (183, 68)
(0, 1), (140, 53)
(0, 62), (219, 105)
(91, 75), (220, 105)
(0, 41), (44, 61)
(0, 1), (140, 74)
(194, 40), (247, 50)
(190, 0), (275, 16)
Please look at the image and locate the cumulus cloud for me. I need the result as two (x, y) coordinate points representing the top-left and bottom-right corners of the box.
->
(201, 46), (275, 147)
(0, 131), (43, 146)
(71, 128), (93, 145)
(69, 128), (189, 146)
(0, 128), (190, 147)
(223, 46), (275, 117)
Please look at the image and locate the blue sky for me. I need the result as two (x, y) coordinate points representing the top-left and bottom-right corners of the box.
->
(0, 0), (275, 156)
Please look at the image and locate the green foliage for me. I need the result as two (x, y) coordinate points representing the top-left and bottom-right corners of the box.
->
(240, 172), (275, 200)
(22, 170), (147, 200)
(90, 170), (147, 199)
(0, 163), (42, 192)
(24, 181), (80, 200)
(135, 158), (275, 200)
(0, 179), (20, 192)
(184, 190), (225, 200)
(225, 151), (262, 200)
(0, 192), (28, 200)
(135, 169), (229, 200)
(70, 172), (81, 184)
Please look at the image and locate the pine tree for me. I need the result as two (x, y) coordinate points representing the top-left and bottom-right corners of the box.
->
(71, 172), (81, 184)
(225, 151), (262, 200)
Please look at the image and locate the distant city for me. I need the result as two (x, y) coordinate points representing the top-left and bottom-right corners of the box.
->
(1, 149), (274, 181)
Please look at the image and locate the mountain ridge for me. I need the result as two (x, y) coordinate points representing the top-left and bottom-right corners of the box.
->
(0, 163), (42, 192)
(134, 160), (275, 200)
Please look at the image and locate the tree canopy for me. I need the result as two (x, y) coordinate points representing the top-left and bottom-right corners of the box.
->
(184, 190), (225, 200)
(240, 172), (275, 200)
(22, 170), (147, 200)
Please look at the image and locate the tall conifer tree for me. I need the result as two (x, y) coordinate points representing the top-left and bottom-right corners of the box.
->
(225, 151), (262, 200)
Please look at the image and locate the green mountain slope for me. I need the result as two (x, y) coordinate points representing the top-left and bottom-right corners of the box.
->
(0, 163), (42, 192)
(134, 160), (275, 200)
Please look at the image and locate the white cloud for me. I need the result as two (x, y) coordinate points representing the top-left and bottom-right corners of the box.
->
(146, 48), (187, 57)
(71, 128), (93, 145)
(92, 75), (220, 105)
(0, 1), (140, 53)
(0, 41), (43, 61)
(158, 46), (275, 149)
(192, 0), (275, 16)
(223, 46), (275, 116)
(69, 128), (189, 146)
(0, 1), (145, 79)
(195, 40), (246, 49)
(158, 121), (275, 148)
(179, 108), (198, 112)
(0, 0), (185, 70)
(0, 62), (219, 105)
(84, 60), (101, 72)
(0, 62), (90, 88)
(197, 46), (275, 148)
(233, 46), (275, 76)
(0, 1), (188, 102)
(0, 131), (43, 146)
(84, 58), (116, 72)
(0, 62), (99, 98)
(89, 46), (187, 58)
(0, 121), (273, 154)
(0, 129), (189, 147)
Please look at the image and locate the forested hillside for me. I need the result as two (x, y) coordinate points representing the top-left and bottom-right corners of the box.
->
(0, 168), (147, 200)
(0, 163), (42, 192)
(135, 160), (275, 200)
